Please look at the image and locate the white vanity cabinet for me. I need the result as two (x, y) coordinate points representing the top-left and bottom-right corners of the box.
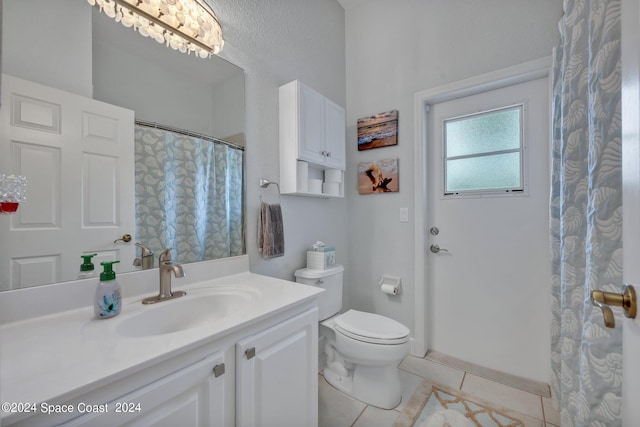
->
(61, 353), (228, 427)
(4, 302), (318, 427)
(236, 308), (318, 427)
(279, 80), (346, 197)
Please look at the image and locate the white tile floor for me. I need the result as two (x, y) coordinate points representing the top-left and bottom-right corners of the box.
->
(318, 355), (561, 427)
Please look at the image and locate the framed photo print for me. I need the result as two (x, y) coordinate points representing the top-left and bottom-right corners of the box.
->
(357, 110), (398, 151)
(358, 158), (399, 194)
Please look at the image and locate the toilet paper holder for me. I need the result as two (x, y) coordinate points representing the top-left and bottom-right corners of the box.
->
(379, 275), (402, 295)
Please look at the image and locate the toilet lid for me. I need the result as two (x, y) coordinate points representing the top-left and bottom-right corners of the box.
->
(334, 309), (410, 344)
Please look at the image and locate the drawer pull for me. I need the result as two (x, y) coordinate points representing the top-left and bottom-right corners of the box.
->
(213, 363), (225, 377)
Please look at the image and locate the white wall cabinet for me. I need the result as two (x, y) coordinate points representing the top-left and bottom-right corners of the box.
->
(279, 80), (346, 197)
(236, 308), (318, 427)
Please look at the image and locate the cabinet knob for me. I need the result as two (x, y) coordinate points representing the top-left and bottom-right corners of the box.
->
(326, 151), (332, 157)
(245, 347), (256, 359)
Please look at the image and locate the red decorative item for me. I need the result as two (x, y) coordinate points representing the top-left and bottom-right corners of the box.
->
(0, 202), (19, 213)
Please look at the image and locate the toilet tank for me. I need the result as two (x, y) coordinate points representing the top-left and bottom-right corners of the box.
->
(294, 265), (344, 321)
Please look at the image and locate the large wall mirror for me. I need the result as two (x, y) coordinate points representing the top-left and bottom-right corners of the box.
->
(0, 0), (246, 291)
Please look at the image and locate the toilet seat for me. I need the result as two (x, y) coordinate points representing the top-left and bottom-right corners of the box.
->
(334, 309), (410, 345)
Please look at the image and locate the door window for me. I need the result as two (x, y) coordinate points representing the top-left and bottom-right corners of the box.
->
(443, 105), (524, 196)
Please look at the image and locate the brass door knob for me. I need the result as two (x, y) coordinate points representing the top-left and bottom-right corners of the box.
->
(114, 234), (132, 244)
(590, 284), (637, 328)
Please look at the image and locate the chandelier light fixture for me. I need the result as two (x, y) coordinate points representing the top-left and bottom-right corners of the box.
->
(87, 0), (224, 58)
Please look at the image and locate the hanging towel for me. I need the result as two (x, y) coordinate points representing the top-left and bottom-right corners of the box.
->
(258, 201), (285, 259)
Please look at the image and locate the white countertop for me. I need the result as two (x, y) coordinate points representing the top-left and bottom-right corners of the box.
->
(0, 270), (322, 424)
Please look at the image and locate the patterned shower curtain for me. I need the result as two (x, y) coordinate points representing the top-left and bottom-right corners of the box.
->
(135, 125), (244, 263)
(550, 1), (623, 426)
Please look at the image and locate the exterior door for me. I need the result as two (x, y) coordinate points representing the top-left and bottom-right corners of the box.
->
(0, 74), (135, 289)
(427, 77), (551, 382)
(622, 0), (640, 422)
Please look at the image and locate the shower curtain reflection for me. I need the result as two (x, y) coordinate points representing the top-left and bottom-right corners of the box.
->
(135, 124), (244, 264)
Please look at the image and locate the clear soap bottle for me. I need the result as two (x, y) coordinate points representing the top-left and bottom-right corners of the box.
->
(95, 260), (121, 319)
(79, 254), (98, 279)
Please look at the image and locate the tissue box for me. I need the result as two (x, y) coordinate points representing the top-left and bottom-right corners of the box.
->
(307, 246), (336, 270)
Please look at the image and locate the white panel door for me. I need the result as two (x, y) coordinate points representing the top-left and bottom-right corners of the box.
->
(0, 74), (135, 290)
(427, 77), (550, 382)
(236, 308), (318, 427)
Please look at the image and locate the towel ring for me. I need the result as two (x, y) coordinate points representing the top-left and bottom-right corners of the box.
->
(259, 178), (280, 193)
(259, 178), (281, 203)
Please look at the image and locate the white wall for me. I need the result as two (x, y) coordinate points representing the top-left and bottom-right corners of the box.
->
(344, 0), (562, 373)
(92, 36), (218, 137)
(212, 0), (348, 281)
(212, 73), (245, 142)
(2, 0), (93, 97)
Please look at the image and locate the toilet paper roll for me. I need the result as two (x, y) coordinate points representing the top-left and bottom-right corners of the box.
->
(381, 283), (399, 295)
(324, 168), (343, 183)
(297, 161), (309, 192)
(322, 182), (340, 196)
(308, 179), (323, 194)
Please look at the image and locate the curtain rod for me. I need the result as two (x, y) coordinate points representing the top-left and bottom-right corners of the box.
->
(135, 120), (245, 151)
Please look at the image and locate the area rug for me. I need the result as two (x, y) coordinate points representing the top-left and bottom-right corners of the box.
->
(393, 380), (524, 427)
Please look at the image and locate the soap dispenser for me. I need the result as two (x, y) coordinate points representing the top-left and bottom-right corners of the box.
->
(95, 260), (121, 319)
(79, 254), (98, 279)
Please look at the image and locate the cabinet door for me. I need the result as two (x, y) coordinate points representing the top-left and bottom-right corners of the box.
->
(298, 84), (326, 165)
(236, 308), (318, 427)
(61, 353), (227, 427)
(323, 99), (346, 170)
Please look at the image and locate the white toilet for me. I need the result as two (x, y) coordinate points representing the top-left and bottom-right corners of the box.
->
(295, 265), (411, 409)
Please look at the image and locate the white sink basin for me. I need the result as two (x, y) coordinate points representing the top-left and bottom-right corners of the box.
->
(83, 285), (258, 338)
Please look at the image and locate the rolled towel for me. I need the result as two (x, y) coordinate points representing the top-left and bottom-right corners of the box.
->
(418, 409), (475, 427)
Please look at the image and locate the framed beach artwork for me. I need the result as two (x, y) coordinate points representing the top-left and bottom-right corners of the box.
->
(358, 158), (399, 194)
(357, 110), (398, 151)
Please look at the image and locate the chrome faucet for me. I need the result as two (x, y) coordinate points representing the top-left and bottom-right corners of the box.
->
(133, 243), (154, 270)
(142, 248), (186, 304)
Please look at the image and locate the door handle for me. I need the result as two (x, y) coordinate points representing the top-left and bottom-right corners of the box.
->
(430, 244), (448, 254)
(114, 234), (132, 244)
(590, 284), (637, 328)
